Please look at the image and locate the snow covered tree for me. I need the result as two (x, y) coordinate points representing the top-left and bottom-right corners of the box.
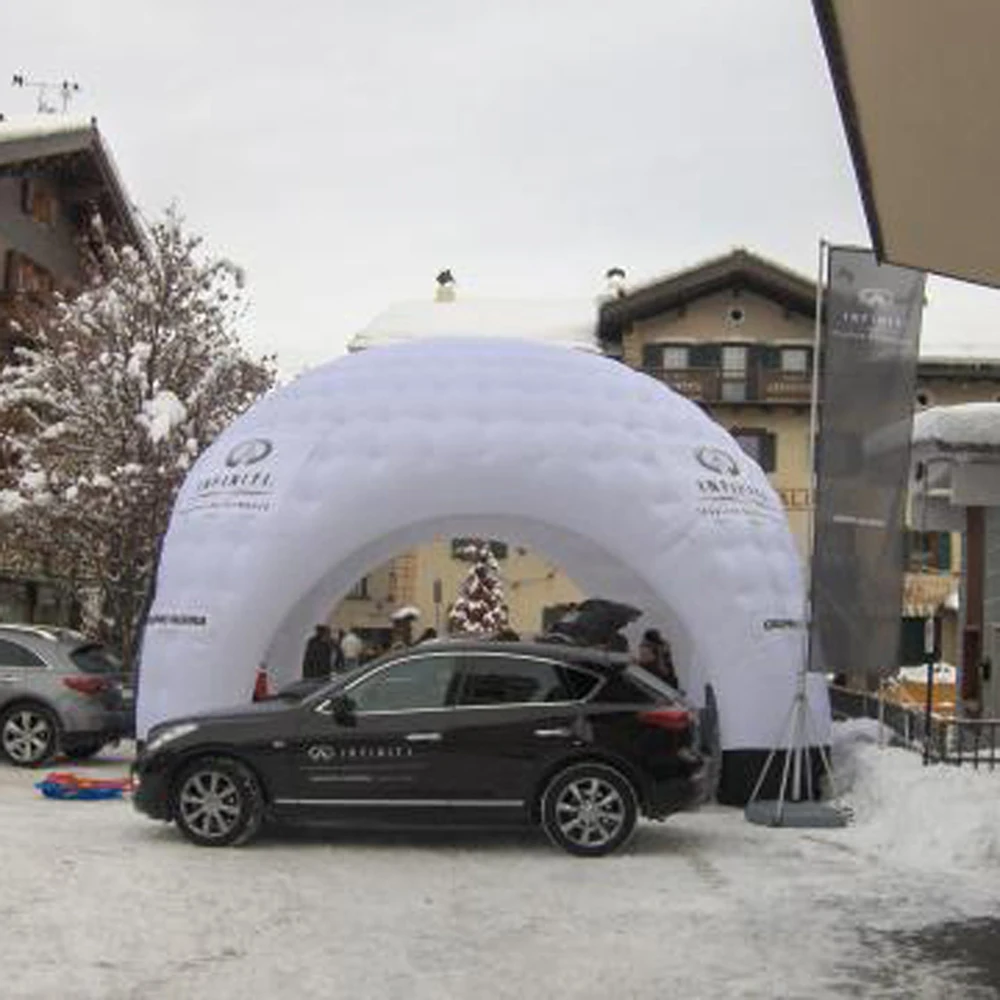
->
(0, 208), (276, 669)
(448, 542), (510, 635)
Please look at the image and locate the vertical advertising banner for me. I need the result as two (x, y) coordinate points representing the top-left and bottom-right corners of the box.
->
(809, 247), (926, 685)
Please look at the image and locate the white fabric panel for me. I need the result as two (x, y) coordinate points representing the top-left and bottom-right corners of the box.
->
(138, 338), (829, 750)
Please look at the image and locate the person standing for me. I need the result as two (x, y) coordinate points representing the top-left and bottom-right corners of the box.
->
(637, 628), (680, 690)
(302, 625), (334, 680)
(340, 629), (363, 669)
(333, 630), (347, 672)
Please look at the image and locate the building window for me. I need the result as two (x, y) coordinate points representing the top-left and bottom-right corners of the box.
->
(781, 348), (809, 374)
(730, 427), (777, 473)
(5, 252), (54, 296)
(720, 345), (748, 402)
(346, 577), (369, 600)
(661, 345), (689, 370)
(20, 180), (56, 226)
(904, 531), (952, 573)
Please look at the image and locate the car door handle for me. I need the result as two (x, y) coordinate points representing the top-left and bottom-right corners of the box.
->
(534, 727), (572, 738)
(405, 732), (442, 743)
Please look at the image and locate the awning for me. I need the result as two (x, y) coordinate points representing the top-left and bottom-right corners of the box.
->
(814, 1), (1000, 288)
(902, 572), (959, 618)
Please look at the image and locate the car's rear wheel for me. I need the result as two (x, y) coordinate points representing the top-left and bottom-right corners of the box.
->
(0, 703), (60, 767)
(172, 756), (264, 847)
(540, 762), (638, 857)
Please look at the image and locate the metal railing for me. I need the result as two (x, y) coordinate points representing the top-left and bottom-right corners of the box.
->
(642, 365), (812, 404)
(828, 684), (1000, 770)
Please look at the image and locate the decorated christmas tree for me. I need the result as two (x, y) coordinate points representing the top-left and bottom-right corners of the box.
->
(448, 542), (510, 635)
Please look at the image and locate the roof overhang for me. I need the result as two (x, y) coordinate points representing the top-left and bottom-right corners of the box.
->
(598, 249), (816, 343)
(0, 116), (143, 250)
(814, 0), (1000, 288)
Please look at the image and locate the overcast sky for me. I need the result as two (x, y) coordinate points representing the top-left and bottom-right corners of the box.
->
(7, 0), (999, 375)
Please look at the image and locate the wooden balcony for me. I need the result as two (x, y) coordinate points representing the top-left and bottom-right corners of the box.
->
(645, 365), (812, 405)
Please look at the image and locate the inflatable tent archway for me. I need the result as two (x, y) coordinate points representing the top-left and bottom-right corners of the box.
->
(138, 338), (830, 802)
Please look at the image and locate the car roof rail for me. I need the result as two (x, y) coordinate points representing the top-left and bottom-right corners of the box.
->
(0, 623), (61, 641)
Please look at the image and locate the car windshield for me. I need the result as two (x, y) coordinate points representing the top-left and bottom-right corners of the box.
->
(70, 643), (123, 675)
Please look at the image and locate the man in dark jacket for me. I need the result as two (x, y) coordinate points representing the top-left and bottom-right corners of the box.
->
(302, 625), (334, 680)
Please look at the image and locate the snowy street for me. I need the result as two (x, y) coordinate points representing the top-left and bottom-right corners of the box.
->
(2, 729), (999, 999)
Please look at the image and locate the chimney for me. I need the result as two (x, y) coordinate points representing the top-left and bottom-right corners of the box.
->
(435, 269), (456, 303)
(604, 266), (627, 299)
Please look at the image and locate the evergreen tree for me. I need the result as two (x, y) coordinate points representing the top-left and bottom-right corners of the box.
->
(448, 542), (510, 635)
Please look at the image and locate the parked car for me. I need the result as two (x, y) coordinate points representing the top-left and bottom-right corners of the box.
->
(0, 625), (134, 767)
(133, 633), (714, 856)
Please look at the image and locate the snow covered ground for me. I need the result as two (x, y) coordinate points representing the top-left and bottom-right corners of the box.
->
(2, 724), (999, 1000)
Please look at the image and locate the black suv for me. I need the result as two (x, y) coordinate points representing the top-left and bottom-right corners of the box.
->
(134, 632), (714, 856)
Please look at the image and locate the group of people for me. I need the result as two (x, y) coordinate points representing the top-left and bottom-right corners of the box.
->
(303, 620), (680, 691)
(301, 625), (364, 680)
(301, 623), (444, 680)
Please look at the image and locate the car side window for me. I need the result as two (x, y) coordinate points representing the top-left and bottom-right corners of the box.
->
(458, 656), (571, 706)
(560, 665), (601, 701)
(348, 655), (460, 713)
(0, 639), (46, 668)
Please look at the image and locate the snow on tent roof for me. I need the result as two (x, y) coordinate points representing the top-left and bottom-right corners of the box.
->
(912, 402), (1000, 455)
(348, 298), (599, 353)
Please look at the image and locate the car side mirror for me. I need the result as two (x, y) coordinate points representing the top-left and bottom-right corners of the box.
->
(331, 694), (356, 726)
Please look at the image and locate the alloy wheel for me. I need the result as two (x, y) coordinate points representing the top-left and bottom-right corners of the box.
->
(177, 769), (243, 841)
(553, 775), (626, 849)
(2, 709), (54, 765)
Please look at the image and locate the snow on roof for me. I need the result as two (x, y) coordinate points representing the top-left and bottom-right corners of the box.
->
(0, 114), (96, 143)
(348, 298), (599, 353)
(912, 402), (1000, 454)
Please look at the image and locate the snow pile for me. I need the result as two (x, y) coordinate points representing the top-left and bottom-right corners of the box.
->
(833, 722), (1000, 870)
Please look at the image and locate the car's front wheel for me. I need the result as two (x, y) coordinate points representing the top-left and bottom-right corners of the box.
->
(0, 703), (60, 767)
(540, 762), (638, 857)
(172, 756), (264, 847)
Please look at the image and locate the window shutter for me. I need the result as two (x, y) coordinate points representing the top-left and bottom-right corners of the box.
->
(2, 250), (15, 292)
(761, 433), (777, 473)
(689, 344), (721, 369)
(642, 343), (662, 368)
(759, 346), (782, 369)
(937, 533), (952, 573)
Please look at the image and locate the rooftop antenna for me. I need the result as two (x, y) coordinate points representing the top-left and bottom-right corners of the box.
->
(11, 74), (81, 114)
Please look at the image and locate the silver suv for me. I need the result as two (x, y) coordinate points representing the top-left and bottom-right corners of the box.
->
(0, 624), (133, 767)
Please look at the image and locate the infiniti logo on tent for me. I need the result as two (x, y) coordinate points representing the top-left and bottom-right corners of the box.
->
(694, 446), (741, 477)
(225, 438), (273, 468)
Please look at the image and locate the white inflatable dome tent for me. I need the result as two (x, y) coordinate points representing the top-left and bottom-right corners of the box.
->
(138, 318), (830, 804)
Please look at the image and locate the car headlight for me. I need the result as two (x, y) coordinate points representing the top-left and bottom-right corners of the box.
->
(145, 722), (199, 754)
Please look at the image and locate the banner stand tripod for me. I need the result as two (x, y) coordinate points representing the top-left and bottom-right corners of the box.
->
(744, 653), (849, 827)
